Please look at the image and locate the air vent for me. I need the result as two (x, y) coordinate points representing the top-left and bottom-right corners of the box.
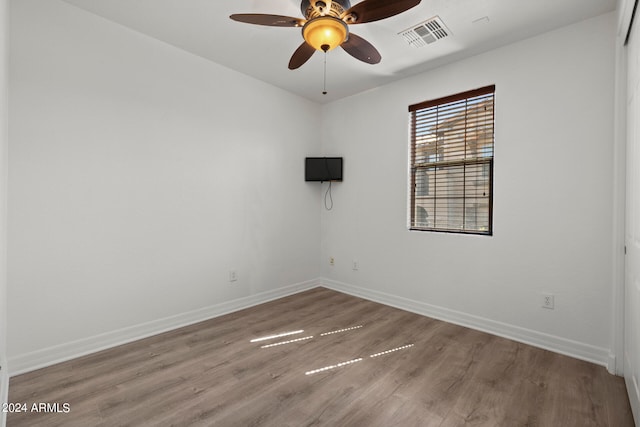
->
(399, 16), (450, 48)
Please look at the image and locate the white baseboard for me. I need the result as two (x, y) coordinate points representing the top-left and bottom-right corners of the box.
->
(1, 361), (7, 427)
(8, 279), (320, 376)
(8, 277), (618, 379)
(608, 352), (619, 376)
(625, 350), (640, 426)
(319, 278), (613, 371)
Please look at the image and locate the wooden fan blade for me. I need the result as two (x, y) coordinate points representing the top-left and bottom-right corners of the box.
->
(342, 0), (421, 24)
(289, 42), (316, 69)
(230, 14), (305, 27)
(341, 33), (381, 64)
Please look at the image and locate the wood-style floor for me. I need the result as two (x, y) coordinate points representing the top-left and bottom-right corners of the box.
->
(8, 287), (635, 426)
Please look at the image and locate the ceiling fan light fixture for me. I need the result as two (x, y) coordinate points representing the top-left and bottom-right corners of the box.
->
(302, 16), (348, 52)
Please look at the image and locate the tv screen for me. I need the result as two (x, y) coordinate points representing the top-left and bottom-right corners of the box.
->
(305, 157), (343, 182)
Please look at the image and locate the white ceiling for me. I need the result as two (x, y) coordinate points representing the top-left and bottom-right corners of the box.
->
(61, 0), (616, 104)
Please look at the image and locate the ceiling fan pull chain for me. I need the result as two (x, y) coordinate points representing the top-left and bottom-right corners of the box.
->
(323, 49), (328, 95)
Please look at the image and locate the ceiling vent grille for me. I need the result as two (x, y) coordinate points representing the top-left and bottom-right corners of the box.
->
(399, 16), (450, 48)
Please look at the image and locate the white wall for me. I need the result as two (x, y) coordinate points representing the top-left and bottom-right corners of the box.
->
(320, 13), (617, 367)
(623, 0), (640, 419)
(8, 0), (322, 373)
(1, 0), (9, 423)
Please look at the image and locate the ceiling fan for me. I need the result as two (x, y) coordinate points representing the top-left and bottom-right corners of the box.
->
(230, 0), (422, 70)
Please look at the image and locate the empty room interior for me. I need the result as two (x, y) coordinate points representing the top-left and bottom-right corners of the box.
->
(1, 0), (640, 425)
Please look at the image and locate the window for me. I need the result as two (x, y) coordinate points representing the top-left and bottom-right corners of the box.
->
(409, 85), (495, 235)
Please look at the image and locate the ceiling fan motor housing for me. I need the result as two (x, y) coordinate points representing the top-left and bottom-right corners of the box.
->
(301, 0), (351, 19)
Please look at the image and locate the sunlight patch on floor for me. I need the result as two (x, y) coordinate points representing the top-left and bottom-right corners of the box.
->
(320, 325), (363, 336)
(369, 344), (414, 358)
(249, 330), (304, 343)
(305, 358), (363, 375)
(260, 336), (314, 348)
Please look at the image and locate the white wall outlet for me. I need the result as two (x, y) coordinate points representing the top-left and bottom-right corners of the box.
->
(329, 257), (335, 266)
(542, 293), (555, 309)
(229, 270), (238, 282)
(352, 260), (359, 271)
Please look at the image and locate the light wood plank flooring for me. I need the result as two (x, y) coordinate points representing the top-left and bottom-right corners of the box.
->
(7, 287), (635, 426)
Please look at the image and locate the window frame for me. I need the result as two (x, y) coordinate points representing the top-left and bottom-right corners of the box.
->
(408, 85), (495, 236)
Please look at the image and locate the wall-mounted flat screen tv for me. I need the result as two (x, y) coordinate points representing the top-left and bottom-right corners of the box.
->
(305, 157), (343, 182)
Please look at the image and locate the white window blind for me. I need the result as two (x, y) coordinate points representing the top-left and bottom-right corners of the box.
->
(409, 85), (495, 235)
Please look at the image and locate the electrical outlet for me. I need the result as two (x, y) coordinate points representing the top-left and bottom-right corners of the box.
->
(329, 257), (335, 266)
(352, 260), (359, 271)
(541, 293), (554, 309)
(229, 270), (238, 282)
